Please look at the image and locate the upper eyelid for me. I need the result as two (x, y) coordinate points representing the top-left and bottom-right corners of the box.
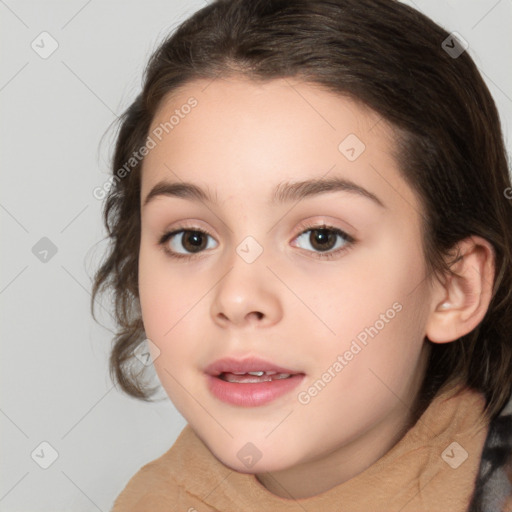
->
(166, 223), (352, 238)
(295, 221), (353, 238)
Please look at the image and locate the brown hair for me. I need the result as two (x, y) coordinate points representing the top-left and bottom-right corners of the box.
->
(91, 0), (512, 421)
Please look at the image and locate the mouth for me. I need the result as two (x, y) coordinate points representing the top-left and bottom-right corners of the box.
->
(217, 371), (296, 383)
(204, 356), (305, 407)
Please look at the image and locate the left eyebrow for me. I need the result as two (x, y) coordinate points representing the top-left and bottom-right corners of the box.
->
(270, 176), (385, 208)
(142, 176), (386, 209)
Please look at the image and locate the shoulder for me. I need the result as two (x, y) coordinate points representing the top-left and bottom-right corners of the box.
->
(469, 390), (512, 512)
(110, 425), (206, 512)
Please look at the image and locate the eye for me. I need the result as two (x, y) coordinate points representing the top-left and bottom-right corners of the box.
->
(158, 223), (355, 261)
(158, 228), (217, 259)
(292, 223), (355, 260)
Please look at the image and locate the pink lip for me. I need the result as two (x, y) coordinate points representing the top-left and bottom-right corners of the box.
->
(204, 356), (300, 376)
(204, 356), (305, 407)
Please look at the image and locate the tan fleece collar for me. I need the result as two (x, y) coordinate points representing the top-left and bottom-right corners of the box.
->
(160, 383), (489, 511)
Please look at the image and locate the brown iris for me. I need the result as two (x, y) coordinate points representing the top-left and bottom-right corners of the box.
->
(181, 231), (208, 253)
(308, 228), (337, 252)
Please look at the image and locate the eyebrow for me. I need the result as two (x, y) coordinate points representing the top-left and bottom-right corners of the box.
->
(142, 176), (385, 209)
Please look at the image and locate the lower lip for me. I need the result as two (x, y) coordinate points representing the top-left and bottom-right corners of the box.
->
(206, 374), (305, 407)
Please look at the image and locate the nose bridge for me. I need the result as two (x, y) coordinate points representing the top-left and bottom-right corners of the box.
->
(210, 231), (282, 327)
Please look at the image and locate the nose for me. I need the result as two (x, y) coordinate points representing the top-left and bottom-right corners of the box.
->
(210, 251), (283, 329)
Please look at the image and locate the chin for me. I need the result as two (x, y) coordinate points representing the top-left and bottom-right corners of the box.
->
(206, 440), (298, 475)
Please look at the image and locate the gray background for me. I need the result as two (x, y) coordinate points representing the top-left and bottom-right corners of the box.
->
(1, 1), (511, 510)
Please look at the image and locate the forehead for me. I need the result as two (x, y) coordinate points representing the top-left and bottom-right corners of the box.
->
(140, 76), (419, 214)
(147, 76), (383, 147)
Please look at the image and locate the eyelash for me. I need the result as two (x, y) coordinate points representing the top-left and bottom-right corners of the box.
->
(157, 222), (356, 261)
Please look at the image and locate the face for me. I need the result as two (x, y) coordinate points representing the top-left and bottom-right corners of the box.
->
(138, 76), (434, 496)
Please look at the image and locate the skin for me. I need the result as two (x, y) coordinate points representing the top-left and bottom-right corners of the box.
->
(137, 76), (495, 499)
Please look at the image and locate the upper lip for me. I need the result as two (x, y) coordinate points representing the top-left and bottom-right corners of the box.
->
(204, 357), (303, 376)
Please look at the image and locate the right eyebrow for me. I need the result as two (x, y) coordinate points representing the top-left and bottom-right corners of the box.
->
(143, 181), (218, 207)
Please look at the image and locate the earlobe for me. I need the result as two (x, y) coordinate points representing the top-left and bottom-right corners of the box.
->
(425, 236), (495, 344)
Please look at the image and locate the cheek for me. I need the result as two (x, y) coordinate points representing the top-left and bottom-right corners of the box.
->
(138, 245), (199, 355)
(305, 230), (428, 373)
(305, 233), (425, 338)
(138, 249), (206, 408)
(138, 254), (171, 337)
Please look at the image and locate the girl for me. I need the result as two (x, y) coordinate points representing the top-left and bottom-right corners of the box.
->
(91, 0), (512, 510)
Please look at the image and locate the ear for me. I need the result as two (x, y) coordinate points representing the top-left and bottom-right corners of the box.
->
(425, 236), (495, 343)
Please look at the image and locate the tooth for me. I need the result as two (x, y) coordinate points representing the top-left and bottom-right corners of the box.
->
(220, 371), (294, 383)
(247, 376), (270, 383)
(224, 374), (272, 383)
(224, 370), (286, 377)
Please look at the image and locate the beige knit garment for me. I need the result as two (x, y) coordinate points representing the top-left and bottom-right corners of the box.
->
(112, 383), (489, 512)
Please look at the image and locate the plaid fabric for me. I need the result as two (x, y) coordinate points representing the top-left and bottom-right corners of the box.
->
(469, 390), (512, 512)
